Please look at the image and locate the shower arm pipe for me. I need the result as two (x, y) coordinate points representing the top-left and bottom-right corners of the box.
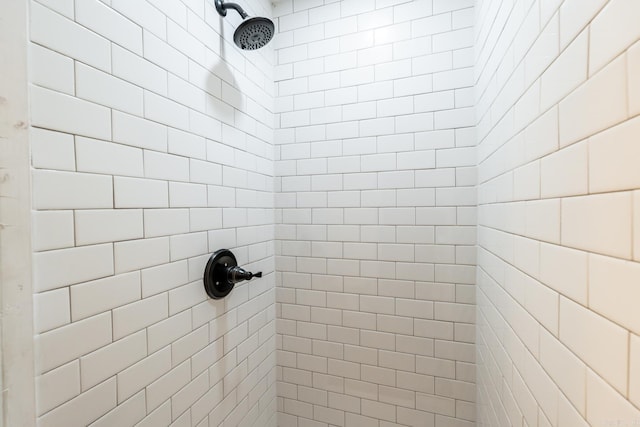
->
(215, 0), (249, 19)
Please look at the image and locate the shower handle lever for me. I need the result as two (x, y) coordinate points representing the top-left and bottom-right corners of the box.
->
(227, 266), (262, 284)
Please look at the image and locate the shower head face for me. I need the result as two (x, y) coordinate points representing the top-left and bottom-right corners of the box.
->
(234, 17), (275, 50)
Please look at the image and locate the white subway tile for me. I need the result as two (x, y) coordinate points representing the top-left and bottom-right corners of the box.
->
(540, 29), (588, 110)
(412, 14), (453, 38)
(143, 151), (189, 182)
(539, 242), (587, 304)
(33, 244), (114, 293)
(540, 140), (588, 198)
(524, 106), (559, 161)
(434, 377), (475, 402)
(629, 41), (640, 117)
(523, 275), (558, 335)
(559, 54), (627, 147)
(35, 312), (112, 374)
(31, 86), (111, 140)
(396, 112), (434, 133)
(513, 161), (540, 201)
(75, 209), (143, 246)
(111, 0), (166, 39)
(30, 127), (75, 171)
(308, 2), (340, 23)
(433, 27), (473, 53)
(141, 260), (189, 297)
(394, 0), (433, 22)
(36, 360), (80, 416)
(143, 31), (189, 80)
(33, 170), (113, 210)
(146, 360), (191, 412)
(377, 96), (414, 117)
(589, 0), (640, 74)
(433, 68), (473, 91)
(415, 168), (456, 187)
(114, 177), (169, 208)
(32, 210), (74, 252)
(143, 209), (189, 238)
(435, 107), (474, 130)
(77, 136), (144, 177)
(112, 293), (168, 340)
(378, 170), (414, 189)
(525, 199), (560, 244)
(433, 0), (473, 13)
(192, 160), (224, 186)
(560, 298), (629, 394)
(31, 2), (111, 72)
(29, 44), (74, 94)
(590, 254), (640, 335)
(358, 81), (394, 103)
(166, 20), (205, 65)
(114, 237), (170, 273)
(76, 0), (142, 53)
(38, 378), (116, 427)
(539, 330), (585, 417)
(112, 111), (168, 151)
(147, 311), (191, 354)
(76, 63), (143, 116)
(453, 7), (474, 29)
(35, 0), (75, 18)
(341, 0), (375, 17)
(561, 192), (632, 259)
(416, 207), (456, 226)
(586, 368), (640, 426)
(117, 347), (171, 403)
(358, 45), (393, 67)
(340, 31), (374, 54)
(416, 354), (455, 377)
(630, 334), (640, 408)
(376, 58), (412, 81)
(280, 77), (310, 96)
(172, 372), (209, 421)
(112, 45), (168, 96)
(395, 75), (433, 97)
(189, 208), (223, 232)
(559, 0), (605, 47)
(415, 90), (455, 113)
(170, 182), (207, 207)
(436, 187), (476, 206)
(90, 391), (145, 427)
(71, 272), (141, 321)
(635, 191), (640, 262)
(34, 288), (70, 334)
(589, 116), (640, 193)
(80, 330), (147, 390)
(144, 91), (190, 131)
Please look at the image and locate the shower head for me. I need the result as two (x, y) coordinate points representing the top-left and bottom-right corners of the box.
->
(234, 17), (274, 50)
(215, 0), (274, 50)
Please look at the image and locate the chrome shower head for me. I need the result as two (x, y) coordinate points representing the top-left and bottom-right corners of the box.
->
(215, 0), (274, 50)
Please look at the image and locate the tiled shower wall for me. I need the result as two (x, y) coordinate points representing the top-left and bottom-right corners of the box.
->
(273, 1), (477, 426)
(475, 0), (640, 425)
(28, 0), (277, 425)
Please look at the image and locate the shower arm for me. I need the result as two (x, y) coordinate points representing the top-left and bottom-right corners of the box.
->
(215, 0), (249, 19)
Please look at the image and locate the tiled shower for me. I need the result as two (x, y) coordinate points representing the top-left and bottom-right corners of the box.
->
(0, 0), (639, 426)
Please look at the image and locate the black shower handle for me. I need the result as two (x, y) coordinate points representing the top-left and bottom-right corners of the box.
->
(227, 266), (262, 284)
(203, 249), (262, 299)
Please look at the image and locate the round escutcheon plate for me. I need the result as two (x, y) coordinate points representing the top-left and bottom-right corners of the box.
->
(203, 249), (237, 299)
